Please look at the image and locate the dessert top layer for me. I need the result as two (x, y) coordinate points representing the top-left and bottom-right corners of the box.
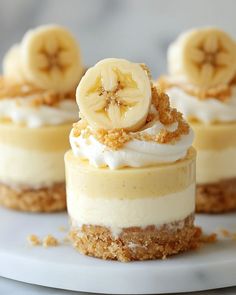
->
(0, 25), (82, 127)
(0, 78), (79, 127)
(167, 27), (236, 89)
(70, 58), (193, 169)
(160, 27), (236, 123)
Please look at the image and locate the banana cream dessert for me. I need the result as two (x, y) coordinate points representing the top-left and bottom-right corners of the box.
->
(0, 25), (83, 212)
(158, 27), (236, 213)
(65, 58), (198, 262)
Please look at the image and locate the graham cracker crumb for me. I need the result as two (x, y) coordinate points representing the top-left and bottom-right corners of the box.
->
(58, 226), (67, 232)
(149, 87), (189, 144)
(140, 63), (152, 80)
(72, 119), (88, 137)
(63, 236), (70, 244)
(27, 234), (41, 246)
(157, 76), (232, 102)
(218, 228), (236, 241)
(42, 235), (59, 248)
(95, 128), (132, 150)
(221, 229), (231, 238)
(0, 76), (75, 106)
(199, 231), (218, 244)
(27, 233), (71, 248)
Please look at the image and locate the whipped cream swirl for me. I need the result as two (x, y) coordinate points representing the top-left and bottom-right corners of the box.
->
(70, 122), (194, 169)
(0, 96), (79, 127)
(167, 86), (236, 123)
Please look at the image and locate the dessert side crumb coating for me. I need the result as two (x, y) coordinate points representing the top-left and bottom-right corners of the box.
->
(0, 182), (66, 212)
(69, 215), (200, 262)
(196, 178), (236, 213)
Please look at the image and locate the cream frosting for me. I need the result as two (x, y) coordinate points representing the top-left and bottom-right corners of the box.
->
(0, 96), (79, 127)
(70, 121), (194, 169)
(167, 86), (236, 123)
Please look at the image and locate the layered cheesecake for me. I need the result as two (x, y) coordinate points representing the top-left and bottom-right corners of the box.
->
(158, 27), (236, 213)
(0, 25), (83, 212)
(65, 58), (198, 261)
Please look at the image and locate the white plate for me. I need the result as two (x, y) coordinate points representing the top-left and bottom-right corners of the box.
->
(0, 207), (235, 294)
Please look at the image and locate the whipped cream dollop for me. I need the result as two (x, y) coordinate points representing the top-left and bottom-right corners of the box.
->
(0, 96), (79, 127)
(167, 86), (236, 123)
(70, 121), (194, 169)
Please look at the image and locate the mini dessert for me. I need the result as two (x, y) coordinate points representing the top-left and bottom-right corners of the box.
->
(65, 58), (198, 262)
(158, 27), (236, 213)
(0, 25), (83, 212)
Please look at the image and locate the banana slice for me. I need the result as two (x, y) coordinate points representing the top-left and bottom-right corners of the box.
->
(21, 25), (83, 92)
(168, 28), (236, 87)
(77, 58), (152, 131)
(3, 44), (26, 84)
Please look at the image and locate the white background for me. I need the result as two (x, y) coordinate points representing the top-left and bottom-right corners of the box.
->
(0, 0), (236, 77)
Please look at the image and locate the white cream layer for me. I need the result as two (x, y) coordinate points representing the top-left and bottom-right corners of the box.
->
(0, 96), (79, 127)
(67, 183), (195, 235)
(0, 143), (65, 188)
(70, 121), (194, 169)
(197, 147), (236, 184)
(167, 86), (236, 123)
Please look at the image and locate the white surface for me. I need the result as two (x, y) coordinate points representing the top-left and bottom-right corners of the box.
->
(0, 207), (236, 294)
(1, 277), (236, 295)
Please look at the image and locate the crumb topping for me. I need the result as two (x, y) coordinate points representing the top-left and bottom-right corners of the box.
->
(26, 229), (72, 248)
(27, 234), (59, 247)
(27, 234), (41, 246)
(140, 63), (152, 80)
(42, 235), (59, 247)
(158, 76), (234, 102)
(72, 85), (189, 150)
(0, 77), (75, 106)
(199, 231), (218, 244)
(58, 226), (67, 232)
(218, 228), (236, 241)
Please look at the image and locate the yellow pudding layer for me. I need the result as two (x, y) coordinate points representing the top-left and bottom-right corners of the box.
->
(65, 147), (196, 200)
(196, 148), (236, 184)
(191, 121), (236, 150)
(0, 121), (72, 152)
(0, 122), (72, 188)
(189, 121), (236, 184)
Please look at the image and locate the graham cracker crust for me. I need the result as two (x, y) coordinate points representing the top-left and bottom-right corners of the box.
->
(69, 214), (200, 262)
(196, 178), (236, 213)
(0, 182), (66, 212)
